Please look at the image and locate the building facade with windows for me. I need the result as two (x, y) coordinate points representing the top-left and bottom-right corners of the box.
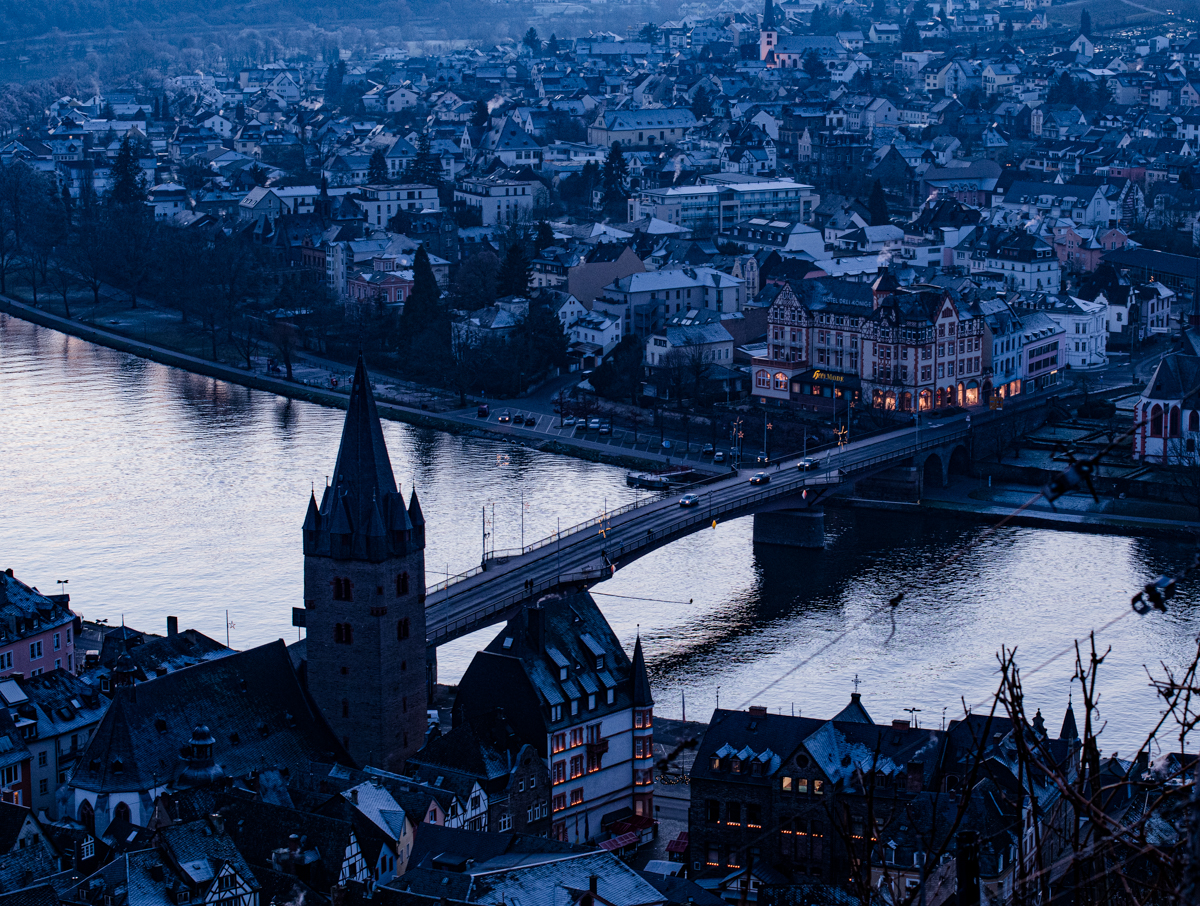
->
(0, 570), (76, 679)
(453, 592), (654, 845)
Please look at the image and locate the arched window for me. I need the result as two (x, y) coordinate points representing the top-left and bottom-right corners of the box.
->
(113, 802), (131, 825)
(333, 578), (344, 600)
(334, 623), (344, 643)
(397, 618), (410, 641)
(342, 579), (353, 601)
(1170, 407), (1182, 437)
(1190, 411), (1199, 432)
(343, 623), (353, 644)
(342, 699), (350, 718)
(79, 800), (95, 834)
(1151, 405), (1164, 437)
(396, 572), (409, 596)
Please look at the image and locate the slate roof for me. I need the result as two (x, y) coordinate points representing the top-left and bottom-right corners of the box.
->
(71, 640), (349, 794)
(0, 574), (74, 646)
(1143, 354), (1200, 407)
(469, 851), (664, 906)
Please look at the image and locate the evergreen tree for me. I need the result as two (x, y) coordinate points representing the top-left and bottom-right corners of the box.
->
(901, 18), (922, 51)
(406, 132), (441, 186)
(840, 11), (856, 30)
(810, 4), (828, 32)
(523, 27), (541, 54)
(401, 246), (442, 339)
(1080, 8), (1092, 36)
(534, 220), (555, 252)
(868, 179), (890, 226)
(497, 242), (531, 297)
(108, 135), (147, 207)
(602, 141), (629, 199)
(691, 86), (713, 118)
(102, 102), (115, 120)
(325, 60), (346, 108)
(368, 148), (389, 184)
(548, 34), (560, 55)
(1004, 18), (1014, 39)
(873, 0), (886, 17)
(162, 91), (170, 119)
(472, 99), (490, 128)
(802, 49), (826, 79)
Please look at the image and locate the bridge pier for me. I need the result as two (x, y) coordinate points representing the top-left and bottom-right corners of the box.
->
(753, 508), (825, 549)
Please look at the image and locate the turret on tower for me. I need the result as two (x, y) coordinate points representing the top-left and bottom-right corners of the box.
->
(301, 356), (428, 771)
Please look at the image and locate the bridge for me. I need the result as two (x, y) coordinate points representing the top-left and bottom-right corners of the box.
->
(423, 413), (993, 646)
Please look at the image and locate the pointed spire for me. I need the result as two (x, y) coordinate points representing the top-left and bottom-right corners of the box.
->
(1060, 696), (1078, 742)
(630, 635), (654, 707)
(408, 487), (425, 527)
(319, 356), (398, 561)
(763, 0), (777, 30)
(303, 491), (321, 532)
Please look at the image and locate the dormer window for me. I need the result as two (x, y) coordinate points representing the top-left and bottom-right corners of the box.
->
(595, 656), (603, 670)
(559, 666), (568, 681)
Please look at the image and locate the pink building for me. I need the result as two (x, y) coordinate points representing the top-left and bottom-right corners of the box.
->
(0, 569), (77, 678)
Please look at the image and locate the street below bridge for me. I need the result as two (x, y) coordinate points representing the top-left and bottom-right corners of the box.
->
(424, 407), (983, 645)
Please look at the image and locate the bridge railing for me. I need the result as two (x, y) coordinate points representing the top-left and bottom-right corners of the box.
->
(426, 424), (971, 599)
(427, 475), (841, 643)
(481, 469), (736, 565)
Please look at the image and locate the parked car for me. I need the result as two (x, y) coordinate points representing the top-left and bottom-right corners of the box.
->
(512, 413), (525, 425)
(713, 451), (726, 463)
(701, 444), (714, 456)
(797, 457), (818, 471)
(497, 410), (511, 423)
(749, 472), (770, 485)
(599, 421), (611, 435)
(588, 417), (601, 430)
(524, 414), (537, 427)
(562, 416), (577, 427)
(477, 403), (490, 418)
(679, 493), (700, 507)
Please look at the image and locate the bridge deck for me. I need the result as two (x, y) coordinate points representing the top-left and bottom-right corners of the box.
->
(423, 419), (972, 645)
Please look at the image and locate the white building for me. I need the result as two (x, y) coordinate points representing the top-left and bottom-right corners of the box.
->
(454, 177), (537, 226)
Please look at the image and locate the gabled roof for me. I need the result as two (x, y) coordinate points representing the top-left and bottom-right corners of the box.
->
(72, 641), (349, 795)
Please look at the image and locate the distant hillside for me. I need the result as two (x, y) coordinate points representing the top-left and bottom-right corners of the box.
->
(0, 0), (436, 40)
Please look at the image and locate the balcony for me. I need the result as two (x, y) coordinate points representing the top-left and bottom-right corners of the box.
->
(587, 738), (609, 757)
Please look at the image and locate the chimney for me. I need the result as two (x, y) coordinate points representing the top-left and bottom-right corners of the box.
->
(906, 761), (924, 793)
(167, 616), (178, 637)
(748, 705), (768, 717)
(589, 875), (598, 895)
(350, 788), (358, 805)
(892, 719), (909, 730)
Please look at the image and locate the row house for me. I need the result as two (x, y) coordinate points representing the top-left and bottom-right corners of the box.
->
(688, 698), (1076, 886)
(454, 594), (655, 845)
(0, 570), (76, 679)
(865, 277), (987, 411)
(1012, 292), (1109, 370)
(595, 267), (745, 335)
(953, 227), (1062, 293)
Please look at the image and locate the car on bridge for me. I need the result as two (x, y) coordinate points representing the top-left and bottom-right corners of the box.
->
(797, 457), (818, 471)
(749, 472), (770, 485)
(679, 493), (700, 507)
(713, 451), (726, 463)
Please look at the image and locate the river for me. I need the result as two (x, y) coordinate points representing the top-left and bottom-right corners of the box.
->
(2, 313), (1196, 752)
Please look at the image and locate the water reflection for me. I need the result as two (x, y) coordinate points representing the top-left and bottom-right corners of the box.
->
(2, 313), (1199, 751)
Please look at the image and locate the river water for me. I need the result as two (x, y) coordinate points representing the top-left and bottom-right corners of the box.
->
(2, 313), (1197, 753)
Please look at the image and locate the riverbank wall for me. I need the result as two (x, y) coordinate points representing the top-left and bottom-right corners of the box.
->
(0, 297), (698, 476)
(829, 490), (1200, 539)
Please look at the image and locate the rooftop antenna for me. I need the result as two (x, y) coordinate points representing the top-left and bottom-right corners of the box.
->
(904, 707), (922, 728)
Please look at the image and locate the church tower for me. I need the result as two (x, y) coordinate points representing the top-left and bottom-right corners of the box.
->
(760, 0), (778, 62)
(302, 357), (427, 771)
